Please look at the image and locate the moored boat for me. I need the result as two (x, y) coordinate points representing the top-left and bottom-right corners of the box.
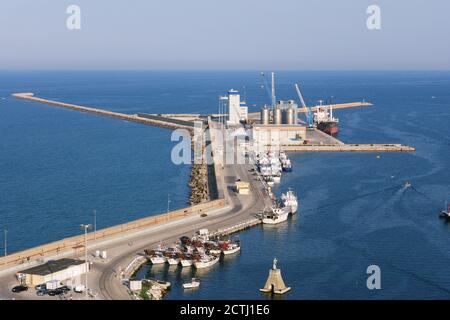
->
(193, 254), (220, 269)
(281, 189), (298, 214)
(144, 250), (167, 264)
(262, 206), (290, 225)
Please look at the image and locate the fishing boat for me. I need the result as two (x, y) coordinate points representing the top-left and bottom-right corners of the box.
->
(281, 159), (292, 172)
(220, 240), (241, 255)
(179, 253), (194, 267)
(281, 189), (298, 214)
(262, 206), (290, 225)
(193, 254), (220, 269)
(183, 278), (200, 289)
(144, 249), (167, 264)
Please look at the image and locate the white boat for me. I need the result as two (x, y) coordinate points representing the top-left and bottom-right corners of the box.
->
(273, 174), (281, 184)
(222, 243), (241, 255)
(194, 254), (220, 269)
(281, 189), (298, 214)
(183, 278), (200, 289)
(145, 249), (167, 264)
(149, 254), (166, 264)
(180, 258), (194, 267)
(167, 257), (180, 265)
(262, 207), (290, 225)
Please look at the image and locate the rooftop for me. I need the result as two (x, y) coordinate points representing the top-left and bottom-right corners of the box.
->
(18, 258), (85, 276)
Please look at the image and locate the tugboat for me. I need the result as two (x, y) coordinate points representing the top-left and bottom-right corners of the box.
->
(439, 201), (450, 220)
(281, 189), (298, 214)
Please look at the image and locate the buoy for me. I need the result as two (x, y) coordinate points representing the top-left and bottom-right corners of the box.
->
(260, 258), (291, 294)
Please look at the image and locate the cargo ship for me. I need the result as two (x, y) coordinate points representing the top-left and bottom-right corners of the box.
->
(314, 101), (339, 135)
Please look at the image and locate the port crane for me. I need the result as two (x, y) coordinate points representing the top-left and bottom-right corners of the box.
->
(294, 83), (314, 128)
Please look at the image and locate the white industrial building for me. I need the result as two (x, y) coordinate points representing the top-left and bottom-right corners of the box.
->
(220, 89), (248, 125)
(252, 124), (306, 150)
(17, 258), (88, 286)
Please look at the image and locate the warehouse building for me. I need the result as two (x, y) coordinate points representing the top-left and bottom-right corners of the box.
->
(17, 258), (88, 286)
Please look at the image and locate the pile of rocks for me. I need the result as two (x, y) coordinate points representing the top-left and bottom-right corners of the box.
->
(188, 163), (209, 205)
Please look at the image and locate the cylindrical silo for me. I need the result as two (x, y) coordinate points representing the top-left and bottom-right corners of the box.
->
(274, 106), (282, 125)
(261, 106), (270, 125)
(285, 107), (295, 125)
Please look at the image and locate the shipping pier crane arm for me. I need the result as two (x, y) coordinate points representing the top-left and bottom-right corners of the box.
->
(294, 83), (314, 128)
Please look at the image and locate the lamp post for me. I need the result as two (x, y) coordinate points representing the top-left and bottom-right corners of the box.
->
(80, 224), (92, 300)
(3, 228), (7, 257)
(167, 194), (171, 213)
(93, 210), (97, 241)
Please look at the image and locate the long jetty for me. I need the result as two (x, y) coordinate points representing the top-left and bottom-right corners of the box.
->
(12, 93), (194, 132)
(281, 143), (415, 152)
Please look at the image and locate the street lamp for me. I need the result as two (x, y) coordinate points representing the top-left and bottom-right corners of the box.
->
(3, 228), (7, 257)
(93, 210), (97, 241)
(80, 224), (92, 300)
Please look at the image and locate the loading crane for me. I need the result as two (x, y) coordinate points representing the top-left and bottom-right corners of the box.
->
(294, 83), (314, 128)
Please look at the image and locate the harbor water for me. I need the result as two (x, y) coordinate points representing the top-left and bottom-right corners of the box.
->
(1, 71), (449, 299)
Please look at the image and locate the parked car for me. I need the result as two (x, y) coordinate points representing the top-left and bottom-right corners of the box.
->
(47, 288), (64, 296)
(36, 289), (48, 296)
(35, 284), (46, 291)
(59, 285), (71, 293)
(11, 285), (28, 293)
(73, 284), (86, 293)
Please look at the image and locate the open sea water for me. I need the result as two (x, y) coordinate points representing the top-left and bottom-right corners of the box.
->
(1, 71), (449, 299)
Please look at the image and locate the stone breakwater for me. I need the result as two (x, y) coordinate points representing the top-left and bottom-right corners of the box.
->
(188, 162), (209, 205)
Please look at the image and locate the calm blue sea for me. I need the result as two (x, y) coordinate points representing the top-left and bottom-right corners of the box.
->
(1, 71), (449, 299)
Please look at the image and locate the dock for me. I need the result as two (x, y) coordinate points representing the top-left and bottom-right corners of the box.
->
(210, 218), (262, 237)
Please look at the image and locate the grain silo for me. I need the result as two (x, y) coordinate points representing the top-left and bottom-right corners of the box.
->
(261, 106), (270, 125)
(273, 106), (282, 125)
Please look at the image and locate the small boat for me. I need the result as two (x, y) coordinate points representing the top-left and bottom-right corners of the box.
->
(144, 249), (167, 264)
(439, 201), (450, 220)
(183, 278), (200, 289)
(193, 254), (220, 269)
(262, 206), (290, 225)
(273, 174), (281, 184)
(180, 255), (194, 267)
(220, 240), (241, 255)
(282, 159), (292, 172)
(281, 189), (298, 214)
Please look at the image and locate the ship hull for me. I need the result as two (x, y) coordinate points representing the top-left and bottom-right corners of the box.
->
(317, 121), (339, 135)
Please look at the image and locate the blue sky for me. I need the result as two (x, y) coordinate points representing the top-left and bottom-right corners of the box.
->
(0, 0), (449, 70)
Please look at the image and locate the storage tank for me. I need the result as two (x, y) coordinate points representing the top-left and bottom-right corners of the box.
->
(273, 106), (282, 125)
(285, 107), (295, 125)
(261, 106), (270, 125)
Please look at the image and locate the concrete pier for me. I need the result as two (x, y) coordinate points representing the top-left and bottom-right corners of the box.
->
(281, 143), (415, 152)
